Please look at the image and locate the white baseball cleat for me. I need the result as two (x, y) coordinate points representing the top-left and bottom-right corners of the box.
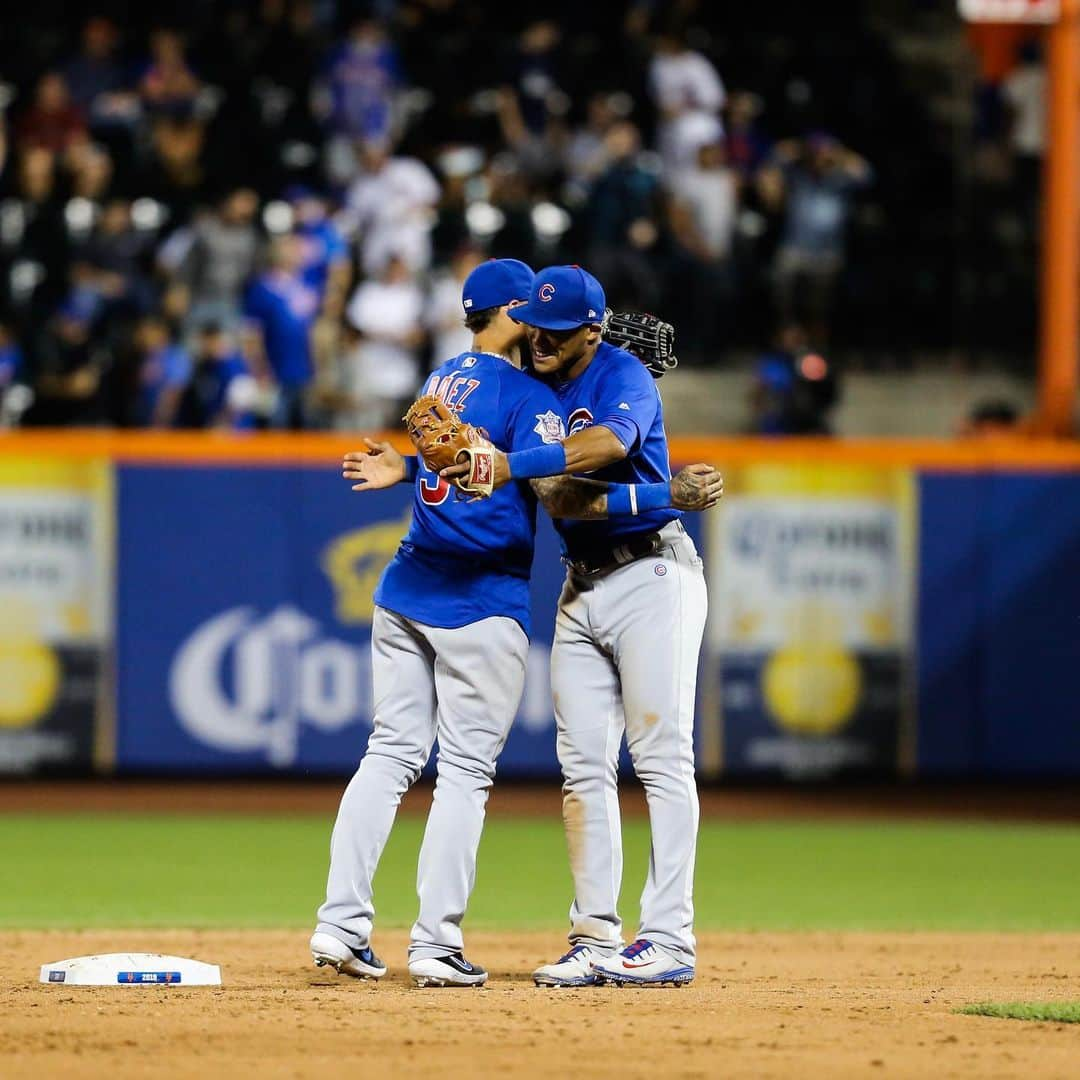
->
(533, 944), (609, 987)
(591, 938), (695, 987)
(408, 952), (488, 988)
(309, 931), (387, 980)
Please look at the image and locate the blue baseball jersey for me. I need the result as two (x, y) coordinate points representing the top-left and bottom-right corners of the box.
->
(375, 352), (567, 635)
(551, 341), (679, 557)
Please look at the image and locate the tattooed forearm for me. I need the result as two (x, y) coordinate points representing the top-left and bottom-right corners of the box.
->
(530, 476), (610, 520)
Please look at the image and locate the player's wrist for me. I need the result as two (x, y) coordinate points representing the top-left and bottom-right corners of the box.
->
(505, 443), (566, 480)
(402, 455), (419, 483)
(607, 481), (671, 516)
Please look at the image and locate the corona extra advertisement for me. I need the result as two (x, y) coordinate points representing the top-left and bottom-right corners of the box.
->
(0, 458), (112, 773)
(114, 466), (567, 774)
(702, 464), (916, 778)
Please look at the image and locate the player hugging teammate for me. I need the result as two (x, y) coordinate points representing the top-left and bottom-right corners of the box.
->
(311, 260), (721, 988)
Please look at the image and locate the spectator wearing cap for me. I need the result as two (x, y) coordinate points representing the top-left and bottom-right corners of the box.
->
(242, 234), (320, 429)
(759, 134), (872, 344)
(176, 323), (255, 430)
(131, 313), (192, 427)
(289, 187), (351, 319)
(342, 253), (425, 430)
(24, 299), (105, 426)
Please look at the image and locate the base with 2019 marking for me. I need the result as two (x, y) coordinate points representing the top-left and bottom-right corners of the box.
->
(39, 953), (221, 986)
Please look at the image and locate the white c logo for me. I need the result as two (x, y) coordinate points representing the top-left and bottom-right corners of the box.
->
(538, 283), (555, 302)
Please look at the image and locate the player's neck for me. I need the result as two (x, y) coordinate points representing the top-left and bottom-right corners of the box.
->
(561, 341), (600, 383)
(471, 331), (522, 369)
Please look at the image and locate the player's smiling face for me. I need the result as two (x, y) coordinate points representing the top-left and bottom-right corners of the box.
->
(527, 324), (594, 376)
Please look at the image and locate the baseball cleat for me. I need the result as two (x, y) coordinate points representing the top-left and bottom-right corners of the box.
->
(309, 931), (387, 980)
(533, 944), (608, 987)
(591, 938), (695, 987)
(408, 953), (488, 988)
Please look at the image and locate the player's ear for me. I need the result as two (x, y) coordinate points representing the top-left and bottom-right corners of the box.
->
(584, 323), (602, 347)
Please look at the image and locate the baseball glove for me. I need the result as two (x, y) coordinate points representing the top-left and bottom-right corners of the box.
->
(402, 394), (496, 497)
(601, 309), (678, 379)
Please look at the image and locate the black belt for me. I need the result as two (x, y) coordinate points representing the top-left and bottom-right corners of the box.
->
(564, 529), (666, 577)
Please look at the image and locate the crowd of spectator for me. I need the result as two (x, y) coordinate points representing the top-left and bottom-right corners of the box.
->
(0, 2), (882, 431)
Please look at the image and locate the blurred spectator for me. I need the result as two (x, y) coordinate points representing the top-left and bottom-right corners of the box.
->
(344, 139), (440, 275)
(343, 253), (424, 428)
(16, 72), (88, 155)
(24, 301), (105, 426)
(424, 245), (484, 365)
(161, 187), (261, 329)
(497, 19), (568, 181)
(139, 29), (201, 120)
(648, 26), (725, 173)
(63, 17), (132, 121)
(318, 16), (401, 182)
(176, 322), (254, 429)
(1002, 40), (1045, 218)
(759, 135), (872, 343)
(289, 186), (351, 318)
(959, 399), (1024, 438)
(563, 92), (623, 203)
(242, 234), (319, 429)
(68, 143), (114, 203)
(1, 148), (71, 332)
(70, 198), (155, 324)
(584, 122), (662, 310)
(667, 136), (739, 355)
(131, 313), (191, 427)
(0, 322), (30, 427)
(140, 118), (208, 225)
(749, 323), (839, 435)
(724, 91), (771, 179)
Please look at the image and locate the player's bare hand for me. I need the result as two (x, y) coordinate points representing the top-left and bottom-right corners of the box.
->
(671, 463), (723, 511)
(342, 439), (407, 491)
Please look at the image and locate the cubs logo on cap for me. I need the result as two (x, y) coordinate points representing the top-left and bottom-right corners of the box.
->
(511, 265), (607, 331)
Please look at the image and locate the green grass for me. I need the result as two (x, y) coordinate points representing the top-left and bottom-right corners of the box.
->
(1, 814), (1079, 931)
(959, 1002), (1080, 1023)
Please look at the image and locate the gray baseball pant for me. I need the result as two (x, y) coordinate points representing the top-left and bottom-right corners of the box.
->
(551, 522), (707, 963)
(315, 605), (528, 961)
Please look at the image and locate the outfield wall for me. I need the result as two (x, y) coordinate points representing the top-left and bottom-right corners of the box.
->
(0, 432), (1077, 780)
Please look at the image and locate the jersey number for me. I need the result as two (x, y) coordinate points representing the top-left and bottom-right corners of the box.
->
(419, 474), (451, 505)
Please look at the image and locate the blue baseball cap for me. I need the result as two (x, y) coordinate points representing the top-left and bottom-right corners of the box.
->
(510, 265), (606, 331)
(462, 258), (535, 312)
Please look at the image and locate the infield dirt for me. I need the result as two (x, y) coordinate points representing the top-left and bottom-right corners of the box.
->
(3, 929), (1078, 1079)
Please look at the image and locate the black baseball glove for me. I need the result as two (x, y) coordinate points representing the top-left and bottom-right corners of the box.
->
(601, 309), (678, 379)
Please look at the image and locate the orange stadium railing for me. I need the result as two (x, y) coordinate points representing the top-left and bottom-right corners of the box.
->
(0, 430), (1079, 470)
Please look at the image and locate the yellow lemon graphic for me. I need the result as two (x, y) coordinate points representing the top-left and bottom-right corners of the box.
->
(0, 639), (61, 728)
(762, 643), (862, 736)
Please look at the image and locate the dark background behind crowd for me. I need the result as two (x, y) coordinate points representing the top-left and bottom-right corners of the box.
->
(0, 1), (1044, 432)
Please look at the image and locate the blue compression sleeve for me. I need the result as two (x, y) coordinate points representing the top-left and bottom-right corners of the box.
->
(606, 481), (672, 516)
(402, 455), (419, 483)
(506, 442), (567, 480)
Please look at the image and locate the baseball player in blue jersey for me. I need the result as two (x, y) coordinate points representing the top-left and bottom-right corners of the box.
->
(310, 260), (720, 987)
(448, 265), (713, 987)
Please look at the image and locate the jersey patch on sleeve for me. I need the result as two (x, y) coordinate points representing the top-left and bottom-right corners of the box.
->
(534, 410), (567, 443)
